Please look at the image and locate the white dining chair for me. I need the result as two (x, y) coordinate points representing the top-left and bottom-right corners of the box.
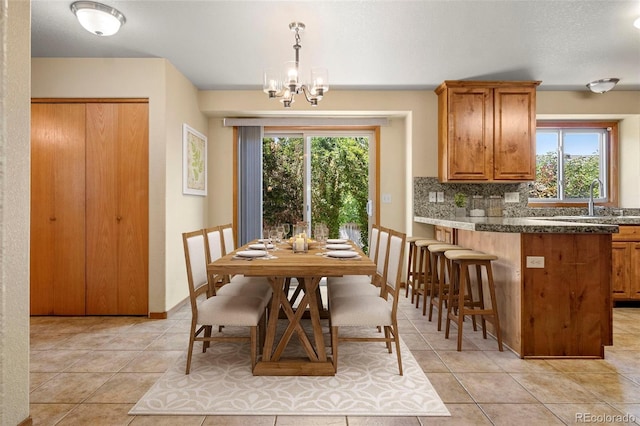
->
(327, 226), (388, 299)
(204, 225), (272, 305)
(329, 228), (406, 375)
(182, 229), (266, 374)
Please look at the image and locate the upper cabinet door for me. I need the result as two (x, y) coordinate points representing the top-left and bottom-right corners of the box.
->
(436, 80), (540, 183)
(446, 87), (493, 181)
(493, 86), (537, 181)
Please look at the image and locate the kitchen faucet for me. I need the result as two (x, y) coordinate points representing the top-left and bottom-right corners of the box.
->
(588, 178), (602, 216)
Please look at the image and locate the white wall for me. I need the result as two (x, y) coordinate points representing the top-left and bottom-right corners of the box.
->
(164, 62), (208, 308)
(619, 116), (640, 207)
(1, 1), (31, 423)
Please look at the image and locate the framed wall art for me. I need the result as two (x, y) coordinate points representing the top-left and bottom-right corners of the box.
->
(182, 124), (207, 196)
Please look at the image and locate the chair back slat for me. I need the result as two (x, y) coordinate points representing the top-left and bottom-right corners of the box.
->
(220, 223), (235, 255)
(182, 230), (211, 307)
(205, 227), (224, 262)
(385, 230), (406, 296)
(204, 226), (228, 289)
(368, 225), (380, 262)
(376, 228), (390, 277)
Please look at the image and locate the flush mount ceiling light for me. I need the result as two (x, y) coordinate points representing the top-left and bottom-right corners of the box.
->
(71, 1), (126, 36)
(263, 22), (329, 108)
(586, 78), (620, 94)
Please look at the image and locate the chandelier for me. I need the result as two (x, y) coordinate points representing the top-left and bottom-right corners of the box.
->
(263, 22), (329, 108)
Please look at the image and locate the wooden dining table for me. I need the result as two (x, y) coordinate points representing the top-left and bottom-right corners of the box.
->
(207, 240), (376, 376)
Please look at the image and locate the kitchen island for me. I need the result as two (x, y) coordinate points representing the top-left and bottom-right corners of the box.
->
(414, 216), (619, 358)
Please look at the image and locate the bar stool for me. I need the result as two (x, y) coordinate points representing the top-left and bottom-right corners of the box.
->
(427, 244), (472, 327)
(413, 239), (441, 311)
(444, 250), (503, 352)
(405, 236), (423, 300)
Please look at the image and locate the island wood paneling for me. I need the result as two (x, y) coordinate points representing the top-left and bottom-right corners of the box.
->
(521, 233), (612, 357)
(457, 229), (612, 358)
(456, 230), (522, 354)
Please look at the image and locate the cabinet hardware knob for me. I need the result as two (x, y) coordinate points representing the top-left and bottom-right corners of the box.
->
(49, 216), (56, 221)
(116, 216), (122, 222)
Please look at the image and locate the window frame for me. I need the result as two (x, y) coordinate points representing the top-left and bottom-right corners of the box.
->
(529, 121), (619, 208)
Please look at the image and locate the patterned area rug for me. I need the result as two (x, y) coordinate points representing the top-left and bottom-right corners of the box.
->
(130, 324), (450, 417)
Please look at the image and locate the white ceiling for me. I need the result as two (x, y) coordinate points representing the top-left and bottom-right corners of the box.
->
(31, 0), (640, 92)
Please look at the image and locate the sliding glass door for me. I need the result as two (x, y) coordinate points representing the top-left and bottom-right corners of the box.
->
(262, 131), (374, 250)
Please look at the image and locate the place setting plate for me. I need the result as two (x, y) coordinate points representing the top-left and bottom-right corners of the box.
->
(233, 250), (268, 260)
(248, 243), (274, 250)
(325, 243), (352, 250)
(325, 250), (361, 259)
(326, 238), (347, 244)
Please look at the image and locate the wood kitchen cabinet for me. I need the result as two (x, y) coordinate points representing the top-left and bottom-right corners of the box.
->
(612, 226), (640, 301)
(434, 225), (455, 244)
(435, 80), (541, 182)
(31, 100), (149, 316)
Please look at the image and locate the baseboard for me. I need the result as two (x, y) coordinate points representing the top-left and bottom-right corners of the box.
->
(149, 295), (190, 319)
(18, 415), (33, 426)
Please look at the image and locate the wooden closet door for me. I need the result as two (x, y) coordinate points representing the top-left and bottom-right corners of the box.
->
(30, 103), (86, 315)
(86, 104), (119, 314)
(116, 103), (149, 315)
(85, 103), (148, 315)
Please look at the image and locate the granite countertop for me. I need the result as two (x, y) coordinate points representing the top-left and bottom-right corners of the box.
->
(414, 216), (622, 234)
(535, 215), (640, 225)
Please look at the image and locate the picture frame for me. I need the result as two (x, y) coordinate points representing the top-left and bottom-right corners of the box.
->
(182, 123), (207, 196)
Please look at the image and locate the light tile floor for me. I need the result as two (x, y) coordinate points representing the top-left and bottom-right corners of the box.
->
(29, 292), (640, 425)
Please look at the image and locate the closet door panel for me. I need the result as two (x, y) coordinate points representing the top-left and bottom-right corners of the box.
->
(116, 103), (149, 315)
(86, 103), (119, 314)
(30, 103), (86, 315)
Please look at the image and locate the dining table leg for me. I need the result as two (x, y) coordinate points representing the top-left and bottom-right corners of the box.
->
(261, 277), (284, 363)
(273, 278), (318, 361)
(304, 276), (328, 362)
(252, 275), (334, 376)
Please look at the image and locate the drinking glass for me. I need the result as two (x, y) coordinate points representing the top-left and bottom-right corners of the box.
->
(269, 228), (279, 246)
(314, 223), (327, 242)
(282, 223), (291, 238)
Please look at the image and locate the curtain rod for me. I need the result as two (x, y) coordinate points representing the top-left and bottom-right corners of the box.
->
(222, 117), (389, 127)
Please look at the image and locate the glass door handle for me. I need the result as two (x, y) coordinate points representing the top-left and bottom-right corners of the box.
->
(366, 199), (373, 216)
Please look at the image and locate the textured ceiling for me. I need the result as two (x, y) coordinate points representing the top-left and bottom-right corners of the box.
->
(31, 0), (640, 92)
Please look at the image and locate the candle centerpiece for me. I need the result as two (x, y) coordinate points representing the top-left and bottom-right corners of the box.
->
(293, 232), (308, 253)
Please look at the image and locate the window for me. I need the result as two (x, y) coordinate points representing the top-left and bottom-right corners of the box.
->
(529, 121), (618, 206)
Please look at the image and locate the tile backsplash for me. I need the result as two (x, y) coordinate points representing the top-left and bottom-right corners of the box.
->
(413, 177), (640, 218)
